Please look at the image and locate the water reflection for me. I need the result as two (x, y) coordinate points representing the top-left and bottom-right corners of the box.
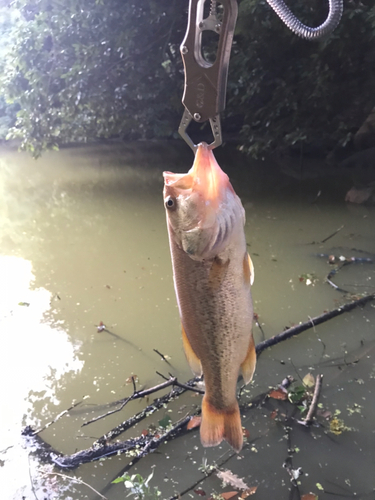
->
(0, 255), (82, 499)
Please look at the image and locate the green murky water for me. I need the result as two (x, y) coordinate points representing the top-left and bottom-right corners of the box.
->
(0, 142), (374, 499)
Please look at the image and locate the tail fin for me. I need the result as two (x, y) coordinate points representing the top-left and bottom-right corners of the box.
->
(200, 397), (243, 452)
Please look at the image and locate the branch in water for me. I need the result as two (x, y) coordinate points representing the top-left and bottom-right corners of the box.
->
(320, 224), (344, 244)
(301, 374), (323, 426)
(92, 375), (201, 446)
(52, 415), (192, 469)
(22, 294), (375, 472)
(256, 294), (375, 356)
(31, 399), (85, 435)
(153, 349), (173, 366)
(82, 376), (179, 427)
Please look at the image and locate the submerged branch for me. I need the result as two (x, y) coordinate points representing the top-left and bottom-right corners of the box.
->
(23, 294), (375, 471)
(256, 293), (375, 356)
(40, 470), (108, 499)
(51, 415), (192, 470)
(320, 224), (344, 244)
(92, 375), (201, 446)
(309, 225), (344, 245)
(153, 349), (173, 366)
(316, 251), (373, 293)
(82, 376), (180, 427)
(326, 261), (352, 293)
(51, 436), (147, 469)
(31, 399), (85, 436)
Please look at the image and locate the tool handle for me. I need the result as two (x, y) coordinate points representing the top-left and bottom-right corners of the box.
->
(180, 0), (238, 124)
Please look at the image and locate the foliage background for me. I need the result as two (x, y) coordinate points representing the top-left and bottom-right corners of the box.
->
(0, 0), (374, 158)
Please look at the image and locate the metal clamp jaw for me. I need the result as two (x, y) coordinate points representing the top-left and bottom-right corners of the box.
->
(178, 0), (238, 153)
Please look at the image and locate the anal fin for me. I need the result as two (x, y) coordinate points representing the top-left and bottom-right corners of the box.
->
(182, 324), (202, 376)
(240, 334), (256, 385)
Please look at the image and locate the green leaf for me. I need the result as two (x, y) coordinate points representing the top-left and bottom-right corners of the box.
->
(158, 415), (171, 429)
(288, 385), (306, 404)
(112, 476), (125, 484)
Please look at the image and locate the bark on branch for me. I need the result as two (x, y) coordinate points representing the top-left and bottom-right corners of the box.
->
(303, 373), (323, 426)
(256, 293), (375, 356)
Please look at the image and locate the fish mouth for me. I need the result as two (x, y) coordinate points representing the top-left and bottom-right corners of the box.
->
(163, 143), (230, 208)
(191, 143), (230, 208)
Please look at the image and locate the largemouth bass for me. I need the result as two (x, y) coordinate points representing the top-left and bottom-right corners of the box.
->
(163, 142), (256, 452)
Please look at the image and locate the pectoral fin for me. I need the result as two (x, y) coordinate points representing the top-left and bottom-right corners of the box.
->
(182, 324), (202, 376)
(243, 253), (254, 286)
(240, 334), (256, 385)
(249, 254), (254, 285)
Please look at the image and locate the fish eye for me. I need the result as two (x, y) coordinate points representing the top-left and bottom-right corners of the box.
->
(165, 196), (176, 210)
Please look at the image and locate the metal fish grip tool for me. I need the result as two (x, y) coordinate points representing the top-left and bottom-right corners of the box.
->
(179, 0), (238, 153)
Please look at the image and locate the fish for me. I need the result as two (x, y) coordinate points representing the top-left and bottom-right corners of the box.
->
(163, 142), (256, 452)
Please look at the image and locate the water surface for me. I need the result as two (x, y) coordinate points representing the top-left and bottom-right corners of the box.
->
(0, 142), (374, 499)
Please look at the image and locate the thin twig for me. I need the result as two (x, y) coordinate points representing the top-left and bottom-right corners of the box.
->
(31, 399), (85, 435)
(256, 293), (375, 356)
(92, 376), (202, 446)
(307, 316), (316, 332)
(40, 470), (108, 499)
(83, 395), (133, 426)
(153, 349), (173, 366)
(83, 373), (204, 428)
(255, 315), (266, 341)
(165, 372), (205, 394)
(342, 283), (375, 288)
(326, 277), (349, 293)
(283, 421), (302, 500)
(302, 374), (323, 426)
(311, 189), (322, 204)
(174, 379), (204, 394)
(160, 371), (204, 394)
(131, 375), (137, 394)
(326, 262), (352, 293)
(320, 224), (344, 244)
(82, 377), (178, 427)
(27, 455), (38, 500)
(168, 449), (241, 500)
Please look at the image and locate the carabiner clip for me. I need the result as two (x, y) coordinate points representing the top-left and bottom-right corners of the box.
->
(178, 0), (238, 153)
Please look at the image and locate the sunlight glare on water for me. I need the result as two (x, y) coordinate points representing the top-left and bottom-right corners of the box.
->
(0, 255), (83, 498)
